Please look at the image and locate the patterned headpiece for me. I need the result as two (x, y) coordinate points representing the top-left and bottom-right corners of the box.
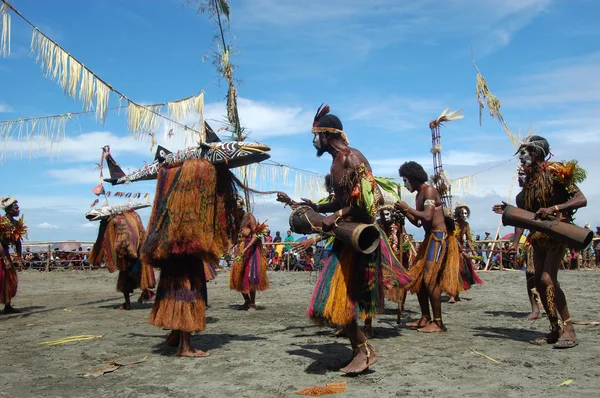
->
(0, 196), (17, 211)
(312, 104), (349, 145)
(516, 135), (550, 159)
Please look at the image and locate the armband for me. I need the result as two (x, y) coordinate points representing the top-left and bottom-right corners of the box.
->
(424, 199), (436, 207)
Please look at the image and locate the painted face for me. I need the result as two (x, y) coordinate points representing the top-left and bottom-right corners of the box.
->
(518, 148), (533, 168)
(458, 208), (468, 220)
(402, 176), (413, 193)
(312, 133), (322, 150)
(382, 209), (392, 223)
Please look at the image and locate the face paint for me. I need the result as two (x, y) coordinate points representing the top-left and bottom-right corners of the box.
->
(312, 134), (321, 150)
(517, 170), (527, 187)
(402, 177), (413, 192)
(459, 208), (468, 220)
(519, 149), (532, 167)
(382, 210), (392, 223)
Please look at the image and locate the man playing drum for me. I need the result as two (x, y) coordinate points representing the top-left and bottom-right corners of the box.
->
(277, 104), (410, 374)
(493, 135), (587, 348)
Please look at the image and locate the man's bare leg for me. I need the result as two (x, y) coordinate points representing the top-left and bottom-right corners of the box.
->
(165, 330), (181, 347)
(241, 293), (251, 310)
(176, 331), (209, 357)
(532, 247), (561, 344)
(340, 321), (377, 374)
(418, 283), (446, 333)
(407, 285), (431, 328)
(364, 317), (373, 338)
(118, 293), (132, 310)
(523, 273), (541, 321)
(543, 254), (577, 348)
(248, 290), (257, 312)
(397, 289), (407, 324)
(448, 294), (461, 303)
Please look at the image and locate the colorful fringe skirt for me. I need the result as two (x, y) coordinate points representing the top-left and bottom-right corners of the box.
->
(0, 259), (17, 304)
(308, 226), (412, 326)
(205, 262), (217, 282)
(408, 231), (462, 297)
(459, 254), (483, 291)
(380, 229), (413, 303)
(148, 255), (208, 333)
(230, 238), (269, 294)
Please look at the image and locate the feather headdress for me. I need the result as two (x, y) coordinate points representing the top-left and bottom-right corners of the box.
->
(311, 103), (349, 145)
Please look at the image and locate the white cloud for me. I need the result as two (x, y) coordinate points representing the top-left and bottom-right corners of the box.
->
(38, 222), (59, 229)
(0, 103), (14, 113)
(79, 222), (97, 229)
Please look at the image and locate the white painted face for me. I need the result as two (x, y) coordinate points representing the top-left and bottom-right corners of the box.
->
(312, 133), (322, 150)
(382, 209), (392, 223)
(458, 208), (468, 220)
(519, 149), (532, 168)
(402, 176), (413, 193)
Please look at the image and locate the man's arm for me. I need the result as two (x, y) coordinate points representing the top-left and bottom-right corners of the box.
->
(512, 227), (524, 251)
(396, 186), (436, 223)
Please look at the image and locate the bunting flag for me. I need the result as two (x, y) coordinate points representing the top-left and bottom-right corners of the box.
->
(0, 114), (70, 160)
(0, 0), (208, 153)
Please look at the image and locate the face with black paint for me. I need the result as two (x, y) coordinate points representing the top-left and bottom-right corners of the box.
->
(6, 202), (20, 218)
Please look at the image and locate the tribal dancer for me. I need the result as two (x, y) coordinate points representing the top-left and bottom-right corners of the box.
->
(451, 203), (483, 303)
(493, 136), (587, 348)
(230, 212), (269, 311)
(277, 104), (411, 374)
(89, 209), (155, 310)
(0, 197), (26, 314)
(493, 168), (542, 321)
(142, 159), (241, 357)
(396, 161), (462, 333)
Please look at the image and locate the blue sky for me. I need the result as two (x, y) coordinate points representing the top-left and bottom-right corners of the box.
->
(1, 0), (599, 243)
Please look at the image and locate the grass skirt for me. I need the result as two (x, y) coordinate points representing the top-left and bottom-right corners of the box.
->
(0, 258), (17, 304)
(230, 238), (269, 293)
(205, 262), (217, 282)
(380, 228), (413, 303)
(307, 226), (411, 326)
(408, 231), (463, 297)
(148, 255), (207, 333)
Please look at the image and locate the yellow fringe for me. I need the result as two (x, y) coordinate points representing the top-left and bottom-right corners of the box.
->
(322, 246), (355, 326)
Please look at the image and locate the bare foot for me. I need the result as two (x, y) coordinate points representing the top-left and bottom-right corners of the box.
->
(448, 296), (456, 303)
(240, 302), (251, 310)
(165, 330), (181, 347)
(3, 305), (20, 314)
(418, 320), (447, 333)
(340, 343), (377, 374)
(334, 329), (348, 338)
(407, 316), (430, 328)
(523, 311), (542, 321)
(247, 304), (258, 312)
(531, 329), (560, 345)
(116, 302), (131, 310)
(176, 346), (210, 357)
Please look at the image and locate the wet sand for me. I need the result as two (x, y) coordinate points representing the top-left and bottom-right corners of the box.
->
(1, 269), (599, 398)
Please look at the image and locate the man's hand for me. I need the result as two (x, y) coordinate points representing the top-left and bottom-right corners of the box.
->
(3, 257), (12, 270)
(322, 213), (339, 232)
(534, 207), (556, 220)
(299, 198), (317, 211)
(394, 201), (410, 214)
(292, 239), (313, 252)
(276, 192), (292, 205)
(492, 201), (509, 214)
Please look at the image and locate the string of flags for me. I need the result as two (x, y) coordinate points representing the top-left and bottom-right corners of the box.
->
(0, 0), (207, 154)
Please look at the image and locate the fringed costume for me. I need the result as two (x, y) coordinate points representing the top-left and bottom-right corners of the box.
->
(88, 210), (155, 299)
(143, 159), (239, 333)
(0, 201), (27, 309)
(229, 213), (269, 294)
(308, 154), (411, 326)
(454, 225), (483, 291)
(522, 161), (582, 251)
(408, 231), (462, 297)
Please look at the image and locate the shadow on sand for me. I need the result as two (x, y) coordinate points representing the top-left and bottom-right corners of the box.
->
(151, 333), (267, 356)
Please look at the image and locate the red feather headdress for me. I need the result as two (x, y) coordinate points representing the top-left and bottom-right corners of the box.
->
(311, 103), (349, 145)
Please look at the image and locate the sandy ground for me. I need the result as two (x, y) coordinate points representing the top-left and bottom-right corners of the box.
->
(1, 269), (599, 398)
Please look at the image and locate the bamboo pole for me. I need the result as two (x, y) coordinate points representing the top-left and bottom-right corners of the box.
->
(484, 164), (519, 271)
